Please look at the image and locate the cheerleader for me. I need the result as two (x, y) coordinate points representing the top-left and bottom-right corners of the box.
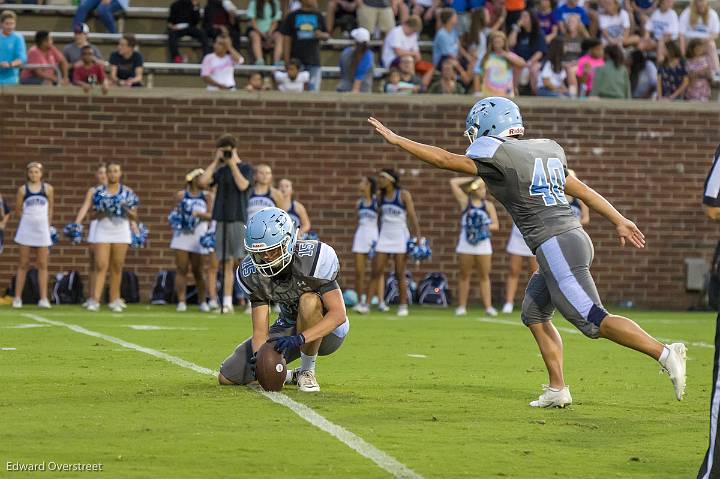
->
(13, 162), (54, 309)
(170, 169), (214, 312)
(502, 220), (539, 314)
(204, 220), (220, 311)
(365, 169), (420, 317)
(450, 177), (499, 317)
(245, 164), (288, 220)
(88, 162), (138, 313)
(72, 164), (107, 308)
(278, 178), (311, 237)
(567, 169), (590, 226)
(352, 176), (379, 314)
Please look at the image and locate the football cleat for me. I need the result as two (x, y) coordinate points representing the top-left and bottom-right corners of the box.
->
(529, 385), (572, 408)
(297, 370), (320, 392)
(353, 303), (369, 314)
(661, 343), (687, 401)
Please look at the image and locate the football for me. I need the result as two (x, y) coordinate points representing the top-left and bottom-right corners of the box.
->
(255, 342), (287, 392)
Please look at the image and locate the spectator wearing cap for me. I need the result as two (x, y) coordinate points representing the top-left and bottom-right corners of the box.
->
(337, 27), (374, 92)
(109, 34), (144, 87)
(63, 23), (103, 68)
(0, 10), (26, 86)
(200, 34), (243, 90)
(73, 45), (109, 95)
(168, 0), (211, 63)
(280, 0), (328, 92)
(73, 0), (129, 34)
(357, 0), (395, 39)
(20, 31), (70, 86)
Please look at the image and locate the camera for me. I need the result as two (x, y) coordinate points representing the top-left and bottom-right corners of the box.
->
(222, 150), (232, 160)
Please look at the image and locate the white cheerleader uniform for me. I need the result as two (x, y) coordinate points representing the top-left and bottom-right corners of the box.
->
(456, 199), (492, 256)
(246, 188), (276, 221)
(506, 222), (533, 257)
(93, 184), (133, 245)
(170, 191), (210, 254)
(375, 189), (410, 254)
(14, 183), (51, 247)
(351, 198), (379, 254)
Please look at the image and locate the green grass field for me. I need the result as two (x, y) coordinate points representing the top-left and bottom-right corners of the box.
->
(0, 304), (714, 478)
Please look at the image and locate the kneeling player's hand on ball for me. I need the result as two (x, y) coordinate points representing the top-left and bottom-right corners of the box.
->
(616, 219), (645, 248)
(368, 117), (399, 145)
(267, 334), (305, 354)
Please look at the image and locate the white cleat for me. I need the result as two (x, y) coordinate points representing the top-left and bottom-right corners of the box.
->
(208, 299), (220, 311)
(176, 302), (187, 312)
(86, 302), (100, 312)
(502, 303), (514, 314)
(353, 303), (370, 314)
(37, 298), (52, 309)
(529, 385), (572, 408)
(109, 301), (124, 313)
(199, 302), (210, 312)
(378, 303), (390, 313)
(397, 305), (409, 317)
(455, 306), (467, 316)
(297, 370), (320, 392)
(485, 307), (498, 317)
(117, 299), (127, 310)
(215, 304), (234, 314)
(661, 343), (687, 401)
(12, 298), (22, 309)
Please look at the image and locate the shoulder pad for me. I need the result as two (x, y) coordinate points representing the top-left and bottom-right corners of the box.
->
(466, 136), (504, 160)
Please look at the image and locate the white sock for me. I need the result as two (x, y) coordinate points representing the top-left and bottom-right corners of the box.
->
(659, 345), (671, 366)
(223, 295), (232, 307)
(300, 352), (317, 372)
(285, 369), (294, 382)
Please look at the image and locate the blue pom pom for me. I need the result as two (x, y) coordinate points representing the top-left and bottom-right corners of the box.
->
(199, 230), (216, 251)
(407, 237), (432, 263)
(464, 209), (492, 245)
(63, 223), (83, 245)
(131, 223), (149, 249)
(49, 226), (59, 246)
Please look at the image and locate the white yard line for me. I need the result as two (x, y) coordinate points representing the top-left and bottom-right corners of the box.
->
(23, 314), (424, 479)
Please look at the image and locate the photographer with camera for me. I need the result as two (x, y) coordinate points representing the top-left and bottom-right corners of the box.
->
(197, 134), (253, 314)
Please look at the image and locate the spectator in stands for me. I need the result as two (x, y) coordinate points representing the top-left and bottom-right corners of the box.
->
(280, 0), (328, 92)
(409, 0), (439, 32)
(73, 0), (128, 34)
(109, 34), (144, 87)
(200, 34), (243, 90)
(20, 31), (69, 86)
(384, 68), (411, 92)
(386, 54), (423, 92)
(639, 0), (678, 52)
(326, 0), (358, 35)
(554, 0), (589, 29)
(559, 12), (588, 65)
(656, 39), (689, 99)
(576, 37), (604, 95)
(428, 56), (466, 93)
(684, 37), (712, 101)
(484, 0), (507, 32)
(247, 0), (283, 65)
(63, 23), (102, 69)
(245, 71), (272, 90)
(0, 10), (26, 86)
(337, 27), (374, 92)
(473, 30), (524, 96)
(628, 0), (656, 30)
(433, 9), (473, 69)
(382, 15), (421, 67)
(629, 49), (657, 98)
(504, 0), (525, 32)
(167, 0), (211, 63)
(463, 8), (489, 62)
(202, 0), (241, 50)
(73, 45), (110, 94)
(537, 0), (559, 43)
(599, 0), (639, 47)
(273, 58), (310, 91)
(589, 43), (630, 98)
(357, 0), (395, 39)
(509, 10), (546, 94)
(537, 37), (572, 96)
(678, 0), (719, 79)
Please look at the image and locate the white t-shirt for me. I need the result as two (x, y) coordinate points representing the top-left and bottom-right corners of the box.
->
(382, 25), (419, 67)
(537, 61), (567, 89)
(200, 53), (242, 91)
(645, 9), (679, 40)
(599, 9), (630, 43)
(679, 7), (720, 39)
(274, 70), (309, 92)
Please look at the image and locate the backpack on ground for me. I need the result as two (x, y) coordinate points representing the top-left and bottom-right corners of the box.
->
(104, 271), (140, 303)
(384, 272), (416, 305)
(52, 271), (85, 304)
(151, 270), (176, 305)
(7, 268), (40, 304)
(416, 272), (450, 306)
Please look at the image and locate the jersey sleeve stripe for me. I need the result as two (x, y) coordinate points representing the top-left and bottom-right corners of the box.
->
(704, 145), (720, 206)
(309, 242), (322, 277)
(235, 267), (252, 296)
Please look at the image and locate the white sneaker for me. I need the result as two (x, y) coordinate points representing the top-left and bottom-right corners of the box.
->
(86, 302), (100, 312)
(199, 302), (210, 312)
(485, 307), (498, 317)
(109, 301), (123, 313)
(215, 304), (234, 314)
(176, 302), (187, 312)
(208, 299), (220, 310)
(354, 303), (370, 314)
(117, 299), (127, 310)
(297, 369), (320, 392)
(397, 305), (409, 317)
(661, 343), (687, 401)
(81, 300), (89, 308)
(502, 303), (514, 314)
(455, 306), (467, 316)
(378, 303), (390, 313)
(38, 298), (51, 309)
(529, 385), (572, 408)
(12, 298), (22, 309)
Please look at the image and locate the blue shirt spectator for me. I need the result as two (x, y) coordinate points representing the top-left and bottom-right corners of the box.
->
(337, 27), (374, 92)
(0, 11), (27, 85)
(433, 9), (461, 67)
(554, 0), (589, 26)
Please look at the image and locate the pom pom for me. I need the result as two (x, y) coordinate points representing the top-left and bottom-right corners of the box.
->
(464, 209), (492, 245)
(131, 223), (149, 249)
(63, 223), (83, 245)
(407, 237), (432, 263)
(199, 230), (216, 251)
(49, 226), (59, 246)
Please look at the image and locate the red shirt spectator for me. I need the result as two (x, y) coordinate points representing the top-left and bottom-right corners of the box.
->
(20, 31), (69, 85)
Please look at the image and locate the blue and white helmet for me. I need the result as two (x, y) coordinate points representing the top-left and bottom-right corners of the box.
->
(244, 207), (298, 277)
(464, 97), (524, 143)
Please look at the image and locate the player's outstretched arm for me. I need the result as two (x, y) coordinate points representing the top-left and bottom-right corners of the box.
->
(565, 175), (645, 248)
(368, 117), (477, 175)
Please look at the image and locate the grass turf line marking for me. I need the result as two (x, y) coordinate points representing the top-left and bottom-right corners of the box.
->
(407, 354), (427, 359)
(23, 313), (424, 479)
(1, 347), (17, 350)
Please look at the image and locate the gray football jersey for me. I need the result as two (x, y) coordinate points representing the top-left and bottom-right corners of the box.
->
(466, 136), (581, 252)
(236, 240), (340, 323)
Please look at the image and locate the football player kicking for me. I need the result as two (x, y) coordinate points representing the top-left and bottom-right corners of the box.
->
(368, 97), (686, 407)
(217, 207), (349, 392)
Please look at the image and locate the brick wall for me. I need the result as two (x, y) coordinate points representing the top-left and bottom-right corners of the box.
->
(1, 87), (719, 309)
